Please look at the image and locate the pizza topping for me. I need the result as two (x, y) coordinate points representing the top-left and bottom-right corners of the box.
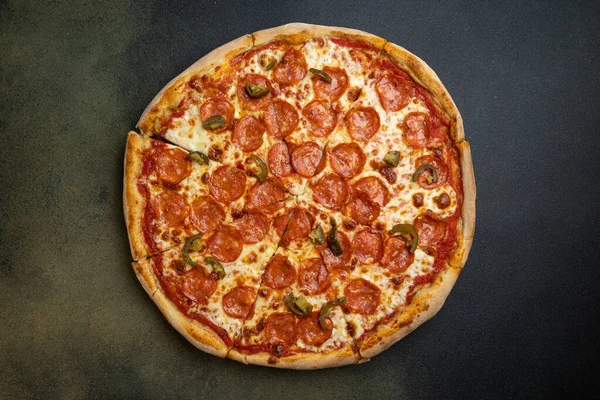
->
(309, 67), (332, 83)
(223, 286), (255, 319)
(343, 191), (380, 225)
(390, 223), (419, 253)
(434, 192), (451, 209)
(233, 212), (269, 244)
(200, 97), (234, 133)
(279, 208), (313, 247)
(302, 100), (337, 137)
(245, 178), (286, 212)
(182, 234), (203, 267)
(414, 213), (447, 246)
(284, 292), (313, 316)
(318, 297), (346, 331)
(238, 74), (271, 110)
(207, 225), (244, 263)
(329, 143), (366, 179)
(298, 312), (333, 345)
(381, 236), (415, 273)
(202, 115), (226, 131)
(187, 151), (210, 165)
(190, 196), (225, 234)
(312, 173), (350, 210)
(379, 165), (397, 184)
(209, 166), (247, 203)
(320, 231), (352, 269)
(263, 254), (297, 289)
(157, 191), (188, 227)
(412, 193), (424, 208)
(232, 115), (265, 152)
(312, 67), (348, 102)
(308, 224), (325, 245)
(413, 155), (447, 189)
(250, 154), (269, 183)
(403, 112), (429, 147)
(181, 268), (218, 304)
(264, 312), (297, 345)
(298, 258), (330, 295)
(352, 228), (384, 264)
(328, 218), (343, 256)
(273, 49), (307, 85)
(383, 150), (400, 167)
(268, 142), (293, 178)
(352, 177), (390, 207)
(264, 58), (277, 71)
(344, 279), (380, 315)
(290, 141), (325, 177)
(205, 256), (226, 279)
(345, 107), (380, 141)
(375, 73), (413, 112)
(155, 148), (192, 184)
(264, 99), (299, 139)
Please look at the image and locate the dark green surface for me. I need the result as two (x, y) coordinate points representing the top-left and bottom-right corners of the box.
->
(2, 1), (600, 399)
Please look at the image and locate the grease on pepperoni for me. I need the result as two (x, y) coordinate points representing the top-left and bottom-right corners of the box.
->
(344, 278), (380, 314)
(312, 67), (348, 102)
(297, 312), (332, 346)
(312, 173), (350, 210)
(233, 212), (269, 244)
(298, 258), (330, 295)
(380, 237), (415, 273)
(209, 166), (247, 204)
(302, 100), (337, 137)
(345, 107), (380, 141)
(414, 155), (448, 189)
(329, 143), (366, 179)
(190, 196), (225, 234)
(290, 141), (325, 177)
(157, 191), (188, 227)
(237, 74), (271, 111)
(375, 73), (414, 112)
(263, 254), (297, 289)
(343, 191), (380, 225)
(353, 176), (390, 207)
(223, 286), (256, 319)
(200, 97), (234, 134)
(180, 268), (218, 305)
(155, 148), (192, 185)
(232, 115), (265, 152)
(264, 99), (299, 139)
(414, 212), (447, 247)
(264, 312), (297, 345)
(245, 177), (286, 212)
(352, 228), (384, 264)
(273, 49), (307, 86)
(268, 142), (293, 178)
(207, 225), (244, 263)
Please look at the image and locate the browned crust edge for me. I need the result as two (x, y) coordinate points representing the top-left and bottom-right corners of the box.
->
(359, 141), (476, 359)
(383, 41), (464, 143)
(123, 131), (151, 261)
(228, 344), (360, 369)
(132, 258), (230, 358)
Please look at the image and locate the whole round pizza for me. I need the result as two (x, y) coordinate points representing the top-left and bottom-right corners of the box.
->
(123, 23), (475, 369)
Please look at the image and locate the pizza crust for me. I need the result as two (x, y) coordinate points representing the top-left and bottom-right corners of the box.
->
(132, 259), (230, 357)
(228, 344), (360, 369)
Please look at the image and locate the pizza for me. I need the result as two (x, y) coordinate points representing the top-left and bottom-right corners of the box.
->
(123, 23), (475, 369)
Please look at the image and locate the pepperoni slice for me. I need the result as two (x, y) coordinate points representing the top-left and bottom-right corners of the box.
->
(233, 212), (269, 244)
(155, 148), (192, 185)
(290, 141), (325, 177)
(312, 173), (350, 210)
(273, 208), (293, 238)
(264, 99), (299, 139)
(353, 228), (384, 264)
(200, 97), (234, 134)
(380, 237), (415, 273)
(263, 254), (297, 289)
(302, 100), (337, 137)
(190, 196), (225, 234)
(319, 231), (352, 269)
(414, 213), (447, 247)
(207, 225), (244, 263)
(353, 177), (390, 207)
(268, 142), (293, 178)
(375, 73), (414, 112)
(264, 312), (297, 345)
(222, 286), (256, 319)
(279, 208), (313, 247)
(237, 74), (271, 111)
(344, 279), (380, 314)
(232, 115), (265, 152)
(312, 67), (348, 102)
(414, 155), (448, 189)
(157, 192), (188, 227)
(343, 191), (380, 225)
(345, 107), (380, 141)
(298, 258), (330, 295)
(273, 49), (307, 86)
(329, 143), (366, 179)
(180, 268), (218, 305)
(245, 178), (286, 212)
(209, 166), (247, 204)
(403, 112), (429, 148)
(297, 312), (332, 346)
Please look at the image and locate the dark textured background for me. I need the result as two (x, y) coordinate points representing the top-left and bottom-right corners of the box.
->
(1, 0), (599, 398)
